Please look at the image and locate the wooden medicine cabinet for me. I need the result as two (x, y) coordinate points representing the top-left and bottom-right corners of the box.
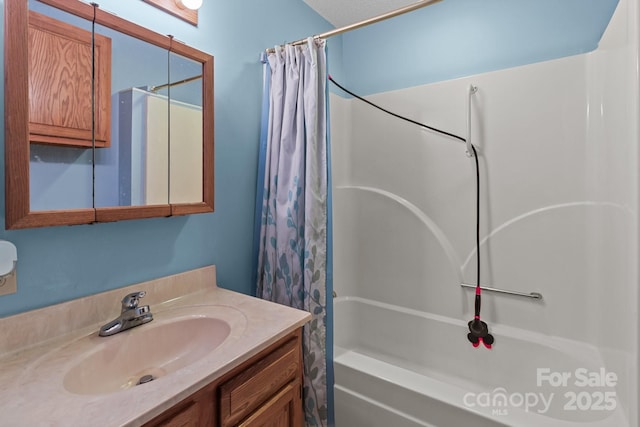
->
(5, 0), (214, 229)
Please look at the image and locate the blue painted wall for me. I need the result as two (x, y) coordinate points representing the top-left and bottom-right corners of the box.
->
(338, 0), (619, 95)
(0, 0), (334, 317)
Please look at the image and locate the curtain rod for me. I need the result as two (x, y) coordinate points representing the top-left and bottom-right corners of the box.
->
(149, 74), (202, 93)
(265, 0), (442, 53)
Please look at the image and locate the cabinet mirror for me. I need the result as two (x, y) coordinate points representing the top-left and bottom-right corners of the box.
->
(5, 0), (214, 229)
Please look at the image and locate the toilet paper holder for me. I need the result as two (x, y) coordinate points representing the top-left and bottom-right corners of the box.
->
(0, 241), (18, 293)
(0, 261), (17, 288)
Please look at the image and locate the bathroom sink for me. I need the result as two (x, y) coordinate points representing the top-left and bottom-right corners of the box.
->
(63, 315), (231, 395)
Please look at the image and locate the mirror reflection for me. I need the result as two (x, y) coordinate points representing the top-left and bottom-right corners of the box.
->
(28, 1), (206, 210)
(168, 52), (203, 204)
(28, 1), (96, 210)
(92, 22), (170, 208)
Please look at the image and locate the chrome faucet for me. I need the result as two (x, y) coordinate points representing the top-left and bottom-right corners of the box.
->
(99, 291), (153, 337)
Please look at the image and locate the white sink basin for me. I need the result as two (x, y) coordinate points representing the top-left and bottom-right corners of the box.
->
(62, 309), (237, 395)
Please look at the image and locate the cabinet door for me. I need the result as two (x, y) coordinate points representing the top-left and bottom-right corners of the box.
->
(152, 401), (200, 427)
(28, 10), (111, 147)
(143, 383), (216, 427)
(238, 382), (302, 427)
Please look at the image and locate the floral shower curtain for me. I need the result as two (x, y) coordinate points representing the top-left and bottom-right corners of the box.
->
(255, 38), (329, 427)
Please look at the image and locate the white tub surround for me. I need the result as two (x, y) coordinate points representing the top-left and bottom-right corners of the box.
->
(330, 0), (639, 425)
(0, 266), (311, 426)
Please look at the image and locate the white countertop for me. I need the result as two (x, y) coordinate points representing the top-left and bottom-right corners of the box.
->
(0, 266), (311, 426)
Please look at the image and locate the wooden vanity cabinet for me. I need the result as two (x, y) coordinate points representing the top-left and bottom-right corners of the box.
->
(143, 330), (303, 427)
(28, 11), (111, 148)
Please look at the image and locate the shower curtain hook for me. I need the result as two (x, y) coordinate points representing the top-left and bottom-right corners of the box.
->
(466, 84), (478, 157)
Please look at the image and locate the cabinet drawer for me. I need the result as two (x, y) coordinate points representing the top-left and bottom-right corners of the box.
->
(220, 337), (300, 426)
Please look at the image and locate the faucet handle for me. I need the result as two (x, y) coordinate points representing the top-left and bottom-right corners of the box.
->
(121, 291), (146, 309)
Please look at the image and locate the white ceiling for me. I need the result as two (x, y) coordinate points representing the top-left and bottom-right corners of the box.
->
(303, 0), (418, 28)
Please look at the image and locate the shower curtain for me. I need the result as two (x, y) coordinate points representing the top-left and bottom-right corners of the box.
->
(255, 38), (329, 427)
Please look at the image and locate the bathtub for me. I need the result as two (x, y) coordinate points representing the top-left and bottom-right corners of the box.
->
(333, 297), (629, 427)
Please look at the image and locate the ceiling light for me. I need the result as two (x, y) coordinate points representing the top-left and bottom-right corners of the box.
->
(176, 0), (202, 10)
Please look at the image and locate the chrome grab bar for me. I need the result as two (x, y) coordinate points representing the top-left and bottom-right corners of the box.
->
(461, 283), (543, 300)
